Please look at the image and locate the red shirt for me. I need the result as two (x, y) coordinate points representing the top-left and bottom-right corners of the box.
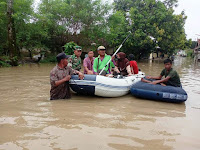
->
(129, 60), (138, 74)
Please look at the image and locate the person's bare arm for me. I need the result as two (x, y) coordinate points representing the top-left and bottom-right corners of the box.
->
(84, 66), (93, 74)
(126, 65), (132, 75)
(150, 76), (170, 85)
(55, 75), (71, 87)
(70, 68), (84, 80)
(77, 71), (84, 79)
(113, 66), (120, 73)
(84, 66), (89, 72)
(146, 75), (162, 80)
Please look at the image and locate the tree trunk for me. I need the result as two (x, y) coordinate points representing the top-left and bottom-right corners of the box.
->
(7, 0), (18, 66)
(28, 49), (32, 59)
(156, 49), (159, 58)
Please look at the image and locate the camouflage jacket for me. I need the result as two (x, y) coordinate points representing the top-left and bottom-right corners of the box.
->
(68, 54), (81, 71)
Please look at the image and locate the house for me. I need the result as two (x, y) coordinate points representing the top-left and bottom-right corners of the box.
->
(149, 46), (169, 59)
(177, 50), (187, 57)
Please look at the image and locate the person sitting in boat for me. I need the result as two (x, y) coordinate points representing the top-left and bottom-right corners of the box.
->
(141, 58), (181, 87)
(68, 46), (82, 71)
(93, 46), (116, 76)
(128, 54), (139, 74)
(114, 52), (132, 76)
(50, 53), (84, 100)
(83, 51), (95, 74)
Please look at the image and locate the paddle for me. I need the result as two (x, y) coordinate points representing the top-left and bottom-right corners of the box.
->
(99, 32), (132, 75)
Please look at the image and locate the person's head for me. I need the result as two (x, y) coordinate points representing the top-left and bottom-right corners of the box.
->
(128, 54), (135, 61)
(74, 46), (82, 57)
(97, 46), (106, 56)
(117, 52), (126, 60)
(164, 58), (172, 70)
(88, 51), (94, 58)
(56, 52), (70, 67)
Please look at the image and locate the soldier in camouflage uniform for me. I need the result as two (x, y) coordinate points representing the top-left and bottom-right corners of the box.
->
(68, 46), (82, 71)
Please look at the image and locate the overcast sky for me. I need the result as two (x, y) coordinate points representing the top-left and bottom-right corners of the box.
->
(174, 0), (200, 41)
(34, 0), (200, 41)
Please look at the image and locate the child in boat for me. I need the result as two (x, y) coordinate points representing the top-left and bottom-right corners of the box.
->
(141, 58), (181, 87)
(128, 54), (139, 74)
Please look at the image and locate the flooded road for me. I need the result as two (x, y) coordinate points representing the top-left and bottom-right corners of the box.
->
(0, 57), (199, 150)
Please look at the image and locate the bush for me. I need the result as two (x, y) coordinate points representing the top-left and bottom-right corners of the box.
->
(185, 49), (194, 58)
(0, 55), (11, 67)
(0, 60), (11, 67)
(64, 41), (77, 55)
(40, 55), (57, 63)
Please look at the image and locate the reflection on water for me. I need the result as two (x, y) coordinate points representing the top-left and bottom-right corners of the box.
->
(0, 57), (200, 150)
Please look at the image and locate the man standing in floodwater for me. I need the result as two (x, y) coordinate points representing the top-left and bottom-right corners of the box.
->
(50, 53), (84, 100)
(141, 58), (181, 87)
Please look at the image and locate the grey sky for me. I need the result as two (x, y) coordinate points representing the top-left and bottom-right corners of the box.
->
(174, 0), (200, 41)
(34, 0), (199, 41)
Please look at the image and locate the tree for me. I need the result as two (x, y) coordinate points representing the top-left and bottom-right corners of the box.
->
(113, 0), (187, 58)
(0, 0), (7, 55)
(185, 39), (192, 49)
(35, 0), (111, 52)
(191, 41), (197, 49)
(163, 0), (178, 8)
(106, 11), (127, 49)
(0, 0), (189, 64)
(7, 0), (18, 65)
(0, 0), (34, 64)
(13, 0), (34, 50)
(64, 41), (77, 55)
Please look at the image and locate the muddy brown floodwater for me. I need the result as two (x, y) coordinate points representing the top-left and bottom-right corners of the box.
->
(0, 57), (200, 150)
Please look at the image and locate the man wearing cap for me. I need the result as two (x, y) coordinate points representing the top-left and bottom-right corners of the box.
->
(68, 46), (82, 71)
(93, 46), (115, 75)
(50, 52), (84, 100)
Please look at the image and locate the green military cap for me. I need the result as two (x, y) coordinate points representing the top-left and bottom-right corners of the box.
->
(74, 46), (82, 51)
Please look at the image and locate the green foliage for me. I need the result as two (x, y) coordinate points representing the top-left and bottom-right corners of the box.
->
(40, 55), (57, 63)
(0, 60), (11, 67)
(0, 0), (189, 64)
(0, 55), (11, 62)
(163, 0), (178, 8)
(64, 42), (77, 55)
(0, 0), (7, 54)
(0, 55), (11, 67)
(36, 0), (111, 49)
(191, 41), (197, 49)
(113, 0), (188, 58)
(185, 39), (192, 48)
(106, 11), (127, 48)
(185, 49), (194, 58)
